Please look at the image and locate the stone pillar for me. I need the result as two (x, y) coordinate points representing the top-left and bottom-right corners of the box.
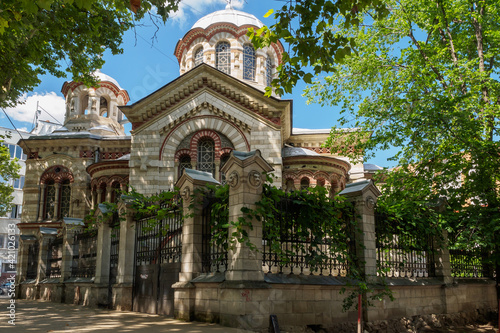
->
(221, 150), (273, 282)
(173, 168), (220, 320)
(60, 219), (83, 282)
(54, 183), (61, 219)
(16, 235), (35, 284)
(339, 180), (381, 324)
(38, 184), (46, 221)
(105, 188), (112, 203)
(93, 204), (112, 305)
(96, 189), (103, 204)
(113, 201), (136, 310)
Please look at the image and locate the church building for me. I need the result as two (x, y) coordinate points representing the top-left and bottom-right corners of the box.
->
(18, 4), (365, 227)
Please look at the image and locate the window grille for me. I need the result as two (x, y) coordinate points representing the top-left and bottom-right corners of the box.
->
(243, 44), (256, 80)
(216, 42), (231, 74)
(197, 139), (215, 176)
(266, 56), (273, 87)
(45, 181), (56, 219)
(194, 47), (204, 66)
(179, 155), (192, 177)
(60, 180), (71, 218)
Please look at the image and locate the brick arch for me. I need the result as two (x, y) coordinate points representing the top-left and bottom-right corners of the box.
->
(220, 148), (233, 158)
(160, 115), (249, 161)
(40, 165), (74, 185)
(107, 175), (126, 187)
(190, 130), (222, 162)
(174, 149), (195, 163)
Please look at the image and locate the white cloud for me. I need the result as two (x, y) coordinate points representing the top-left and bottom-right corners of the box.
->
(4, 92), (66, 126)
(168, 0), (245, 27)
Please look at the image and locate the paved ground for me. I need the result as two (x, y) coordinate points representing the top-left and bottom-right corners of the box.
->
(0, 297), (252, 333)
(0, 297), (497, 332)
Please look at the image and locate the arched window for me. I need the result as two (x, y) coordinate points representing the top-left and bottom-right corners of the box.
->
(219, 154), (230, 184)
(266, 56), (273, 87)
(179, 155), (192, 177)
(316, 178), (325, 188)
(99, 97), (108, 117)
(44, 179), (56, 219)
(216, 42), (231, 74)
(110, 181), (121, 204)
(60, 179), (71, 217)
(81, 94), (89, 114)
(243, 44), (256, 80)
(285, 178), (295, 192)
(197, 138), (215, 176)
(300, 177), (310, 190)
(99, 183), (107, 204)
(194, 47), (204, 66)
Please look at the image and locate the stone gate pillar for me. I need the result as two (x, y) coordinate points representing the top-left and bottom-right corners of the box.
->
(218, 150), (273, 331)
(221, 150), (273, 282)
(113, 200), (136, 311)
(93, 204), (113, 305)
(173, 168), (220, 320)
(60, 218), (83, 282)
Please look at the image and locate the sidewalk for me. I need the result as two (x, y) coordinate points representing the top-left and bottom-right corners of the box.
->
(0, 297), (253, 332)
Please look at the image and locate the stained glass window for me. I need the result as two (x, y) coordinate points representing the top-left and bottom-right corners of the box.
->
(197, 139), (215, 176)
(243, 44), (255, 80)
(216, 42), (231, 74)
(60, 180), (71, 218)
(45, 180), (56, 219)
(266, 56), (273, 87)
(179, 155), (192, 177)
(194, 47), (204, 66)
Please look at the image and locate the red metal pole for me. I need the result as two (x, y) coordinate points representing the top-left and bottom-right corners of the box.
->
(358, 293), (362, 333)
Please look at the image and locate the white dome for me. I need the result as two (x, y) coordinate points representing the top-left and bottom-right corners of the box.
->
(93, 69), (122, 89)
(191, 5), (264, 29)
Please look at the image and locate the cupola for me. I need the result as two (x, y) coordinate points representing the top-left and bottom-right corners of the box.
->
(60, 70), (130, 136)
(174, 3), (284, 92)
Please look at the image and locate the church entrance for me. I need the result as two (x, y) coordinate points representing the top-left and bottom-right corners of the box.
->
(132, 208), (183, 316)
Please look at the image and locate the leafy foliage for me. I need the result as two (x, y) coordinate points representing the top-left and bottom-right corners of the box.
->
(0, 0), (180, 108)
(302, 0), (500, 285)
(248, 0), (388, 96)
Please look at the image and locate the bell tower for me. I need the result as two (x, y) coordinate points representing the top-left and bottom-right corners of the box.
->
(60, 70), (130, 136)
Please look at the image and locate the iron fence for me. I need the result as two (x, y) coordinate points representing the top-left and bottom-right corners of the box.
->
(449, 249), (493, 278)
(46, 237), (63, 278)
(375, 212), (435, 278)
(26, 242), (39, 280)
(110, 213), (120, 270)
(201, 191), (228, 273)
(71, 229), (98, 278)
(262, 196), (356, 276)
(135, 204), (182, 266)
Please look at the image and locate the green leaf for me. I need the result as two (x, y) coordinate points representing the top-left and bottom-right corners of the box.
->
(263, 9), (274, 18)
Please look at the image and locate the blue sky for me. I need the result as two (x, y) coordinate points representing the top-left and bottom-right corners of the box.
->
(0, 0), (397, 168)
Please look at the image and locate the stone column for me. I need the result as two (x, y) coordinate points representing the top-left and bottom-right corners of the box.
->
(113, 201), (136, 311)
(173, 168), (220, 320)
(105, 188), (112, 203)
(60, 220), (82, 282)
(96, 189), (103, 204)
(339, 180), (380, 281)
(53, 183), (61, 219)
(221, 150), (273, 282)
(38, 184), (46, 221)
(93, 204), (112, 305)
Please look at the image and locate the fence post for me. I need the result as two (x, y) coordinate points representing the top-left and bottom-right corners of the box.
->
(339, 180), (381, 281)
(113, 200), (136, 311)
(220, 150), (273, 282)
(173, 168), (220, 320)
(93, 204), (113, 306)
(430, 198), (452, 284)
(37, 228), (58, 284)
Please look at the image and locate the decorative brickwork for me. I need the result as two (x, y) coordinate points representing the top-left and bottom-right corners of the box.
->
(39, 165), (74, 184)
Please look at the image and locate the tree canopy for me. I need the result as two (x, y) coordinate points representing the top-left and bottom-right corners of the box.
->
(0, 0), (179, 108)
(301, 0), (499, 281)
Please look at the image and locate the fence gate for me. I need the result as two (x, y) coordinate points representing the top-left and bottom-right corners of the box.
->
(133, 206), (182, 316)
(108, 213), (120, 307)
